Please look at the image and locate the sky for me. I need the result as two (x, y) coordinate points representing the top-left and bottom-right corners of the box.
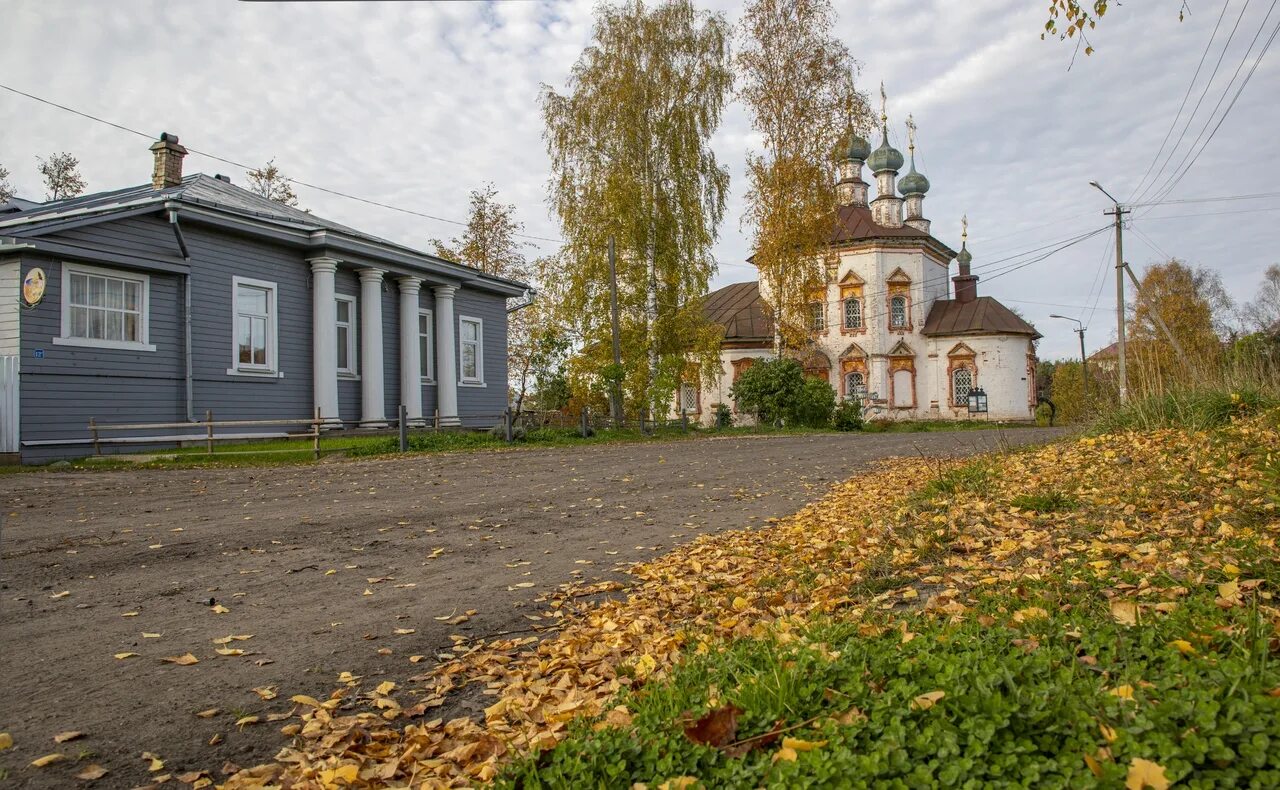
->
(1, 0), (1277, 361)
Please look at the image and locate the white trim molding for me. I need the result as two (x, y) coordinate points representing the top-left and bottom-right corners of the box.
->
(458, 314), (484, 385)
(357, 268), (387, 427)
(229, 275), (280, 376)
(418, 308), (435, 384)
(307, 258), (341, 423)
(56, 261), (156, 352)
(335, 293), (358, 377)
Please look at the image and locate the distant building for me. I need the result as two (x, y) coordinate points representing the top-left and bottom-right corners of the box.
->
(0, 133), (526, 462)
(680, 116), (1039, 424)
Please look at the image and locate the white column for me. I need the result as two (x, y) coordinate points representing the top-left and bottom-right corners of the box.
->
(433, 284), (460, 426)
(358, 268), (388, 427)
(308, 258), (341, 425)
(397, 276), (424, 426)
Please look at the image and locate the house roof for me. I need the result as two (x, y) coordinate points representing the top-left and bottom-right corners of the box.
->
(829, 204), (928, 244)
(701, 281), (773, 342)
(0, 174), (528, 294)
(921, 296), (1041, 339)
(1089, 341), (1119, 360)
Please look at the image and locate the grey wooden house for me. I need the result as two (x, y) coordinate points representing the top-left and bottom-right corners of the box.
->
(0, 133), (526, 463)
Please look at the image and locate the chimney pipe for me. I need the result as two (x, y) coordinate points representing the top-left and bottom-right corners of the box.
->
(150, 132), (188, 190)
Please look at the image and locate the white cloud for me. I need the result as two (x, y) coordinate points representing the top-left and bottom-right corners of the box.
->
(1, 0), (1275, 361)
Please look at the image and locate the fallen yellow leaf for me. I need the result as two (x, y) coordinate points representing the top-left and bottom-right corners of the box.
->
(0, 732), (12, 750)
(1170, 639), (1196, 655)
(1110, 599), (1138, 626)
(782, 737), (827, 751)
(290, 694), (323, 707)
(31, 753), (65, 768)
(215, 648), (245, 657)
(210, 604), (230, 614)
(772, 746), (798, 763)
(1126, 757), (1170, 789)
(75, 764), (108, 781)
(911, 690), (946, 710)
(161, 653), (199, 666)
(114, 652), (139, 660)
(53, 731), (85, 743)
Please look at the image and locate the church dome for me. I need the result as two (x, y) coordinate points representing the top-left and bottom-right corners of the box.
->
(899, 157), (930, 195)
(867, 132), (904, 173)
(843, 130), (871, 162)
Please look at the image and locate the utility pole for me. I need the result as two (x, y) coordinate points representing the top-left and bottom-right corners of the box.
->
(607, 235), (624, 426)
(1090, 181), (1129, 402)
(1049, 314), (1089, 394)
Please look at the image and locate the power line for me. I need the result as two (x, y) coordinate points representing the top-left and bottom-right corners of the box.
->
(1140, 204), (1280, 220)
(1128, 0), (1236, 202)
(1128, 190), (1280, 207)
(0, 82), (570, 247)
(1080, 226), (1114, 328)
(1132, 0), (1260, 206)
(1142, 0), (1280, 206)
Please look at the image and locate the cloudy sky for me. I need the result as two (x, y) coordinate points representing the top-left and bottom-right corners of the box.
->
(2, 0), (1277, 360)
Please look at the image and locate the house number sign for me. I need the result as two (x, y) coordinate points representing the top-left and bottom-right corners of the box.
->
(22, 267), (47, 306)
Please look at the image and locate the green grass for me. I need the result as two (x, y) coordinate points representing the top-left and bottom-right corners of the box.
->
(499, 581), (1280, 789)
(4, 418), (1034, 473)
(1009, 488), (1079, 513)
(1093, 387), (1278, 433)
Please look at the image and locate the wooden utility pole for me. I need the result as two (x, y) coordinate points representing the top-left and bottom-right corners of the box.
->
(1091, 181), (1129, 402)
(607, 235), (624, 426)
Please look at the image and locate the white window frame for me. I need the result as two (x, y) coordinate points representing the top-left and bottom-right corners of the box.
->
(843, 297), (862, 330)
(809, 302), (825, 332)
(335, 294), (358, 377)
(458, 315), (485, 386)
(54, 262), (156, 352)
(845, 371), (866, 401)
(418, 308), (435, 384)
(952, 366), (974, 407)
(227, 276), (281, 378)
(889, 295), (908, 329)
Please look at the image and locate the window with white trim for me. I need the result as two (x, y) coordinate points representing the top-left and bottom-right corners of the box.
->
(889, 295), (908, 329)
(845, 371), (866, 400)
(418, 309), (434, 382)
(808, 302), (825, 332)
(843, 297), (862, 329)
(459, 316), (483, 384)
(952, 367), (973, 406)
(335, 295), (357, 376)
(56, 263), (155, 351)
(231, 277), (278, 375)
(679, 382), (698, 413)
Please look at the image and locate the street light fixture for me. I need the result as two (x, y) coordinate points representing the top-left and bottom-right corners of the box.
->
(1049, 314), (1089, 393)
(1089, 179), (1128, 402)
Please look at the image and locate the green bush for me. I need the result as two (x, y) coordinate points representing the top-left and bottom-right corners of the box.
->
(730, 358), (805, 426)
(831, 400), (862, 432)
(731, 358), (836, 428)
(713, 402), (733, 429)
(792, 377), (836, 428)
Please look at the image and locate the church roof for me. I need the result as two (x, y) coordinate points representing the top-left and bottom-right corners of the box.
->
(922, 296), (1041, 339)
(830, 204), (927, 244)
(701, 281), (772, 343)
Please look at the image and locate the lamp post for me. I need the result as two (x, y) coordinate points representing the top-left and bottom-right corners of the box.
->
(1089, 180), (1128, 402)
(1049, 314), (1089, 394)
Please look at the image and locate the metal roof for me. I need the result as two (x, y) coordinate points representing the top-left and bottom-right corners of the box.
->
(921, 296), (1041, 339)
(701, 281), (773, 342)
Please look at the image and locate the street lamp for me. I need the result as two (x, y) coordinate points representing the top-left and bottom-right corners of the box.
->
(1089, 179), (1128, 402)
(1049, 314), (1089, 394)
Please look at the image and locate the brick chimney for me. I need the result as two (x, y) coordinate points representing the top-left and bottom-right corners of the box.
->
(149, 132), (187, 189)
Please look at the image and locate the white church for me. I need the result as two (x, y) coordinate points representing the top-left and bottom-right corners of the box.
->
(686, 111), (1041, 424)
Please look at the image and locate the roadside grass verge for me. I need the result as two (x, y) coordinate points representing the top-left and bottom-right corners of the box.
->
(4, 419), (1032, 473)
(219, 409), (1279, 788)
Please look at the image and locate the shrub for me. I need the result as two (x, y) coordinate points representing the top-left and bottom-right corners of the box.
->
(792, 377), (836, 428)
(712, 402), (733, 429)
(832, 400), (863, 432)
(730, 358), (805, 426)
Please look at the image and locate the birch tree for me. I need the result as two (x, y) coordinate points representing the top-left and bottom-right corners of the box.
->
(737, 0), (868, 351)
(542, 0), (731, 416)
(0, 164), (12, 202)
(431, 183), (530, 281)
(246, 159), (300, 207)
(38, 152), (87, 200)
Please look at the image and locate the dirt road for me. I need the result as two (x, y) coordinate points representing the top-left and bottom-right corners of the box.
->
(0, 427), (1065, 788)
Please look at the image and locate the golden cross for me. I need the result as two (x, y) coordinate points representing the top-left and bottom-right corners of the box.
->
(961, 214), (968, 242)
(879, 81), (887, 125)
(906, 114), (917, 153)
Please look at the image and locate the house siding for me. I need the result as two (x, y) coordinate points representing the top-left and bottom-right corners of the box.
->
(13, 211), (515, 461)
(1, 259), (20, 356)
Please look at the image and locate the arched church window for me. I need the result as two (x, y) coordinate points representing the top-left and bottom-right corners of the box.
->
(952, 367), (973, 406)
(845, 371), (866, 400)
(843, 297), (862, 329)
(890, 296), (908, 329)
(808, 302), (825, 332)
